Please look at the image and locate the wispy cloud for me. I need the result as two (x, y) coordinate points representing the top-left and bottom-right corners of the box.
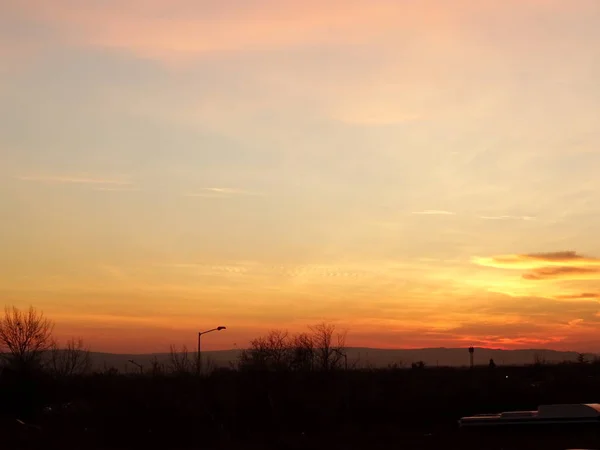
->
(334, 111), (423, 127)
(153, 260), (418, 285)
(184, 187), (262, 198)
(157, 262), (251, 275)
(92, 187), (141, 192)
(411, 210), (456, 215)
(6, 1), (459, 63)
(17, 175), (132, 186)
(203, 188), (260, 195)
(10, 0), (579, 64)
(182, 193), (223, 198)
(556, 293), (600, 301)
(474, 251), (600, 283)
(522, 266), (600, 281)
(474, 251), (600, 270)
(478, 215), (535, 221)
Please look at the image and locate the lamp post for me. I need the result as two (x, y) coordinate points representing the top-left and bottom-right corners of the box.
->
(197, 326), (226, 375)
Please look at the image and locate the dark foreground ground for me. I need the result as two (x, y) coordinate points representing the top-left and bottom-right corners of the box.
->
(4, 423), (600, 450)
(3, 363), (600, 449)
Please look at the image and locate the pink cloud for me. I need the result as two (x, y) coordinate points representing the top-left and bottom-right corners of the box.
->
(2, 1), (475, 62)
(4, 0), (593, 69)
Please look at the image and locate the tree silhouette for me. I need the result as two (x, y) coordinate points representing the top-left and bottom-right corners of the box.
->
(309, 322), (346, 371)
(289, 332), (314, 371)
(0, 305), (54, 371)
(238, 323), (347, 372)
(168, 344), (195, 374)
(49, 337), (92, 376)
(239, 329), (290, 371)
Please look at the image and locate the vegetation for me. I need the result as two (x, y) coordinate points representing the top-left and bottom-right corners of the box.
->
(49, 338), (92, 377)
(2, 305), (600, 449)
(0, 306), (54, 372)
(238, 323), (347, 372)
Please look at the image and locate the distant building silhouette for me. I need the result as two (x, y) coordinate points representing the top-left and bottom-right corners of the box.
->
(469, 346), (474, 368)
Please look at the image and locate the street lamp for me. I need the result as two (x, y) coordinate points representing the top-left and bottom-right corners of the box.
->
(469, 346), (475, 369)
(197, 326), (226, 375)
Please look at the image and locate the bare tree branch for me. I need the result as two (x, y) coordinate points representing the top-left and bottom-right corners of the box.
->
(0, 305), (54, 370)
(309, 322), (346, 371)
(289, 332), (314, 371)
(238, 329), (291, 371)
(238, 325), (349, 372)
(149, 356), (165, 376)
(49, 338), (92, 376)
(168, 345), (195, 374)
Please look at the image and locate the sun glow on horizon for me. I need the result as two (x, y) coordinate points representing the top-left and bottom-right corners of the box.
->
(2, 0), (600, 353)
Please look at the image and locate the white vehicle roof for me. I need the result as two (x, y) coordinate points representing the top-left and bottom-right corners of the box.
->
(460, 404), (600, 427)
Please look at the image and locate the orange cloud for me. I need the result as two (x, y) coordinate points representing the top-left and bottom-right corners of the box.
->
(556, 293), (600, 300)
(476, 251), (600, 281)
(21, 0), (584, 65)
(6, 0), (585, 65)
(7, 0), (458, 62)
(474, 251), (600, 269)
(523, 266), (600, 280)
(525, 251), (592, 263)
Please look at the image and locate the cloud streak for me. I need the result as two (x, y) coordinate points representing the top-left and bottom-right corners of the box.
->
(556, 293), (600, 301)
(203, 188), (261, 195)
(6, 0), (461, 62)
(92, 187), (142, 192)
(474, 250), (600, 284)
(411, 210), (455, 216)
(184, 187), (262, 198)
(157, 261), (383, 280)
(474, 251), (600, 270)
(17, 175), (132, 186)
(333, 111), (423, 126)
(478, 215), (535, 221)
(523, 266), (600, 281)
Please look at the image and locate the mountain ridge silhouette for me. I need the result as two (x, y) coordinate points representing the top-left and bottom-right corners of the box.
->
(88, 347), (597, 372)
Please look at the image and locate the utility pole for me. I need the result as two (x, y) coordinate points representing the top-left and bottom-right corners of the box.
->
(197, 332), (201, 376)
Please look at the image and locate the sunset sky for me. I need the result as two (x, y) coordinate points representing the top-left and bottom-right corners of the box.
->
(1, 0), (600, 353)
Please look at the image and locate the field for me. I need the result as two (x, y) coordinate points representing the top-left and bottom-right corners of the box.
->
(2, 362), (600, 449)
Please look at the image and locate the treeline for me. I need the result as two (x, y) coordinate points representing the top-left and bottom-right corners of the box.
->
(168, 323), (349, 375)
(4, 306), (600, 449)
(0, 305), (353, 377)
(3, 305), (595, 377)
(0, 306), (91, 377)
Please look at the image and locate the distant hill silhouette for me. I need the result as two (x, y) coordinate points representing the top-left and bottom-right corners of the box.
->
(88, 347), (597, 372)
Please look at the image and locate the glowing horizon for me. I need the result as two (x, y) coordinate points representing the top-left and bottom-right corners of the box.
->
(2, 0), (600, 353)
